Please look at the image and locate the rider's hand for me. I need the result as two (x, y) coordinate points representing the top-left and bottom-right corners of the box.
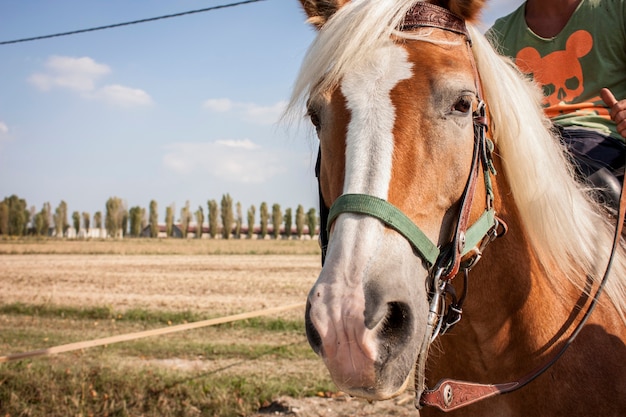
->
(601, 88), (626, 139)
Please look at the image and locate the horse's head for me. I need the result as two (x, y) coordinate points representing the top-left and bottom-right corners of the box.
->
(294, 0), (493, 401)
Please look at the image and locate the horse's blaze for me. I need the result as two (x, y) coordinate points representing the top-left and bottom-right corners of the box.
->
(302, 37), (425, 398)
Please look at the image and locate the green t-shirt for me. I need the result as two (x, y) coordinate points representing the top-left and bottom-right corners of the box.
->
(487, 0), (626, 140)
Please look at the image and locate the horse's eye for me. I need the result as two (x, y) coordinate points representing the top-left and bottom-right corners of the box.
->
(307, 108), (322, 133)
(452, 96), (473, 114)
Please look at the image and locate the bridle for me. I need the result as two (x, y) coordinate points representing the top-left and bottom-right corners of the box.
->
(317, 1), (501, 338)
(313, 1), (624, 413)
(316, 0), (502, 370)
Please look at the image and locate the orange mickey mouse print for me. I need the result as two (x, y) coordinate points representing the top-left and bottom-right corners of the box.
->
(516, 30), (593, 107)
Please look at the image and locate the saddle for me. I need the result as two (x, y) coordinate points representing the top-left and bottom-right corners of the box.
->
(571, 151), (622, 210)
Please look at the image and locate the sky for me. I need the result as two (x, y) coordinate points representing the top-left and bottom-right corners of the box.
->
(0, 0), (524, 222)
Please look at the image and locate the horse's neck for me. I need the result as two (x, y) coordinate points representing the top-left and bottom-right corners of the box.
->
(425, 177), (626, 416)
(448, 202), (573, 376)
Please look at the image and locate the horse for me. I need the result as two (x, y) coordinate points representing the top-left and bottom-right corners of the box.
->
(286, 0), (626, 415)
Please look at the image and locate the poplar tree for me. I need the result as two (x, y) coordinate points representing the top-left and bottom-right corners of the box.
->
(307, 207), (318, 238)
(165, 205), (174, 237)
(105, 197), (125, 238)
(195, 206), (204, 239)
(72, 211), (80, 234)
(295, 204), (305, 238)
(272, 204), (282, 239)
(220, 194), (234, 239)
(208, 200), (219, 238)
(121, 208), (129, 237)
(284, 208), (292, 239)
(247, 205), (256, 239)
(40, 203), (51, 236)
(259, 202), (269, 239)
(82, 212), (90, 234)
(33, 211), (45, 236)
(129, 206), (143, 237)
(149, 200), (158, 238)
(180, 201), (192, 238)
(235, 202), (242, 239)
(105, 197), (119, 238)
(94, 211), (102, 229)
(54, 200), (68, 237)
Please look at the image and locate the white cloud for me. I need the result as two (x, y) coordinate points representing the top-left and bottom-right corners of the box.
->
(203, 98), (233, 112)
(29, 56), (110, 92)
(203, 98), (287, 125)
(0, 121), (8, 135)
(215, 139), (260, 150)
(94, 84), (153, 107)
(29, 55), (152, 108)
(162, 140), (287, 183)
(241, 101), (287, 125)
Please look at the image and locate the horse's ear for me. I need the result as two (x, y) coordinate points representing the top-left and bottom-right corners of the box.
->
(430, 0), (486, 22)
(299, 0), (350, 29)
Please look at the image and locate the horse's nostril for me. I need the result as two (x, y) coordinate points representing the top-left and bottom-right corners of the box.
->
(378, 302), (413, 356)
(305, 301), (323, 356)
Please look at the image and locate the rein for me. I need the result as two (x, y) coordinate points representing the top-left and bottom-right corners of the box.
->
(420, 172), (626, 412)
(313, 1), (624, 413)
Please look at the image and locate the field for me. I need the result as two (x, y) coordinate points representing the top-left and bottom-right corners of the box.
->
(0, 238), (415, 417)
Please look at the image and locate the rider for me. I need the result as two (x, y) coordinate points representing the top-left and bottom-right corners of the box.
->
(486, 0), (626, 207)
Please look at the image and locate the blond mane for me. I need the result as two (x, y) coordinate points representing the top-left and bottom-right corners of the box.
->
(469, 26), (625, 319)
(286, 0), (626, 319)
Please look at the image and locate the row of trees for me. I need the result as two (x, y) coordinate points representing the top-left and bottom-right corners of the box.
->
(0, 194), (319, 240)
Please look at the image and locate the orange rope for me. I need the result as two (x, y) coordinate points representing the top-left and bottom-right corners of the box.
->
(0, 302), (306, 363)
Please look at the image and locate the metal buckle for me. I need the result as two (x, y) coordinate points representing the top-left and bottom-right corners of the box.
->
(427, 268), (447, 342)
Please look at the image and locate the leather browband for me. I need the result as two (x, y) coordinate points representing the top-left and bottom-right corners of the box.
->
(401, 2), (471, 42)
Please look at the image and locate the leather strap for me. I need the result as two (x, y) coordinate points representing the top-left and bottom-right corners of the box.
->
(420, 153), (626, 412)
(420, 379), (519, 411)
(401, 2), (471, 42)
(438, 108), (484, 280)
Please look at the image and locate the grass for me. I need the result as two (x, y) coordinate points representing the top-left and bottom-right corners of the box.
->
(0, 302), (305, 331)
(0, 303), (332, 417)
(0, 356), (333, 417)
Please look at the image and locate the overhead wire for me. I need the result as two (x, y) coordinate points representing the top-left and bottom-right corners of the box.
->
(0, 0), (266, 46)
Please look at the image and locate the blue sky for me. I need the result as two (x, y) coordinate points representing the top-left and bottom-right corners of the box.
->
(0, 0), (523, 221)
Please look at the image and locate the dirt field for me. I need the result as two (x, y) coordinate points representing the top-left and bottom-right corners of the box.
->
(0, 239), (418, 416)
(0, 253), (317, 320)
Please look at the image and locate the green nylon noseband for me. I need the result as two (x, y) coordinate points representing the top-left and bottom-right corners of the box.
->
(327, 194), (439, 265)
(327, 193), (495, 268)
